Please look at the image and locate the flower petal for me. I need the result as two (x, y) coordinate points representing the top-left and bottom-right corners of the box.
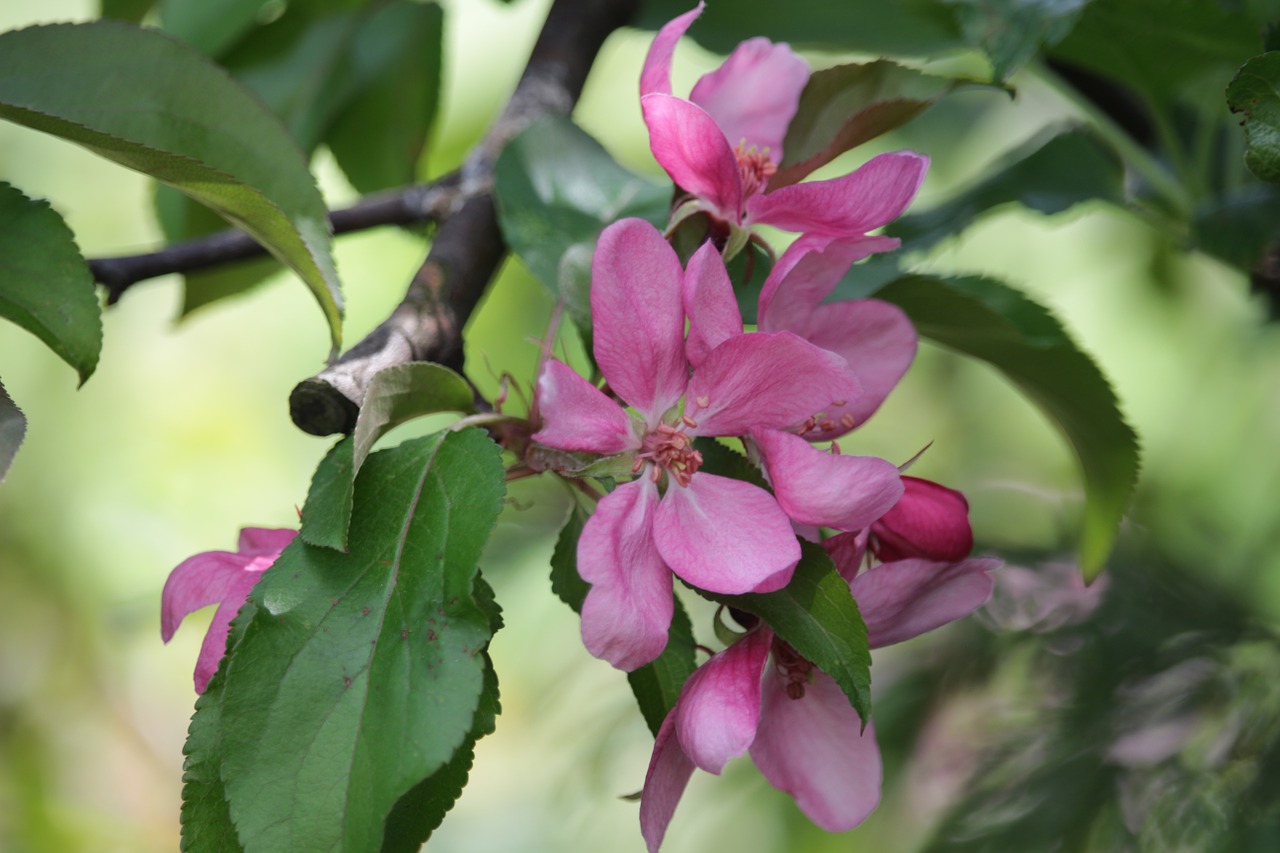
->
(682, 240), (742, 369)
(758, 235), (903, 334)
(592, 219), (690, 422)
(870, 476), (973, 562)
(822, 530), (869, 584)
(237, 527), (297, 555)
(161, 550), (259, 643)
(640, 711), (697, 853)
(689, 37), (808, 159)
(746, 151), (928, 240)
(531, 359), (638, 454)
(852, 557), (999, 648)
(797, 299), (917, 432)
(642, 93), (743, 223)
(750, 669), (882, 831)
(686, 331), (860, 436)
(639, 2), (704, 97)
(674, 627), (771, 773)
(578, 479), (674, 671)
(752, 428), (903, 531)
(194, 596), (257, 693)
(654, 473), (798, 594)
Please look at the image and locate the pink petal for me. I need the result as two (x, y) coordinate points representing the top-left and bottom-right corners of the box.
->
(640, 711), (697, 853)
(752, 428), (903, 531)
(639, 2), (704, 97)
(689, 37), (809, 159)
(161, 551), (260, 642)
(531, 359), (638, 454)
(577, 479), (674, 671)
(237, 527), (297, 555)
(870, 476), (973, 562)
(591, 219), (690, 422)
(686, 331), (860, 437)
(852, 557), (999, 648)
(758, 235), (904, 332)
(653, 473), (798, 594)
(193, 595), (257, 693)
(750, 668), (882, 831)
(642, 94), (743, 222)
(746, 151), (928, 239)
(822, 530), (869, 584)
(797, 299), (917, 432)
(674, 627), (771, 773)
(682, 240), (742, 369)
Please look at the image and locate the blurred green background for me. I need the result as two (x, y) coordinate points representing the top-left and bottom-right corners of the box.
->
(3, 1), (1279, 851)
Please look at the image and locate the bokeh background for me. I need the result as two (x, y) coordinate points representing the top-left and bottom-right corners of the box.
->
(3, 0), (1279, 851)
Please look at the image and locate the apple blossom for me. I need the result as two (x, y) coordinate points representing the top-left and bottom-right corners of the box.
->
(641, 3), (928, 256)
(160, 527), (295, 693)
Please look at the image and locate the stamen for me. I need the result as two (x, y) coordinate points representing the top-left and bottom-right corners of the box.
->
(695, 395), (710, 408)
(840, 413), (857, 430)
(681, 414), (698, 428)
(819, 419), (837, 432)
(734, 140), (778, 199)
(830, 441), (842, 455)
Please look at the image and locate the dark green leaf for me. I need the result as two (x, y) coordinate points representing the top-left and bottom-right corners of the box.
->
(885, 127), (1125, 256)
(300, 436), (355, 551)
(1193, 183), (1280, 272)
(874, 274), (1140, 580)
(193, 428), (505, 853)
(692, 437), (769, 491)
(1227, 52), (1280, 184)
(159, 0), (271, 55)
(627, 600), (697, 736)
(0, 22), (344, 356)
(179, 666), (242, 852)
(706, 541), (872, 724)
(0, 182), (101, 384)
(549, 502), (592, 613)
(101, 0), (160, 23)
(299, 363), (475, 551)
(494, 114), (669, 329)
(776, 61), (973, 188)
(327, 1), (444, 193)
(633, 0), (965, 58)
(1049, 0), (1264, 102)
(0, 379), (27, 485)
(948, 0), (1088, 81)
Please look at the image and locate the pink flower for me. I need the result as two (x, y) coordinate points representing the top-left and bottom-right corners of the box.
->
(641, 3), (928, 254)
(161, 527), (296, 693)
(640, 547), (998, 850)
(533, 218), (881, 671)
(869, 476), (973, 563)
(757, 237), (919, 439)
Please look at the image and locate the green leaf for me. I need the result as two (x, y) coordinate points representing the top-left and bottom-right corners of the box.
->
(627, 601), (697, 736)
(189, 428), (505, 853)
(550, 503), (696, 735)
(159, 0), (271, 56)
(776, 61), (973, 188)
(326, 1), (444, 194)
(179, 666), (242, 853)
(886, 127), (1125, 256)
(0, 22), (344, 356)
(0, 182), (101, 384)
(301, 363), (476, 551)
(101, 0), (160, 23)
(633, 0), (966, 58)
(948, 0), (1089, 81)
(1227, 52), (1280, 184)
(874, 274), (1140, 580)
(0, 379), (27, 485)
(1193, 183), (1280, 273)
(706, 541), (872, 724)
(494, 114), (670, 329)
(692, 437), (769, 491)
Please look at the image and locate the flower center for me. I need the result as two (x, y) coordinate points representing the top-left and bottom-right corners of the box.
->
(735, 141), (777, 200)
(772, 639), (814, 701)
(635, 421), (703, 487)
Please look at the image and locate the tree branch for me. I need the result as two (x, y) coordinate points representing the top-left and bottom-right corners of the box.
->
(289, 0), (643, 436)
(89, 172), (468, 305)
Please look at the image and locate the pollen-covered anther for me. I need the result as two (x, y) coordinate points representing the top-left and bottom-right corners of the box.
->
(830, 441), (842, 455)
(772, 639), (814, 701)
(734, 140), (778, 199)
(819, 418), (837, 432)
(639, 423), (703, 487)
(681, 414), (698, 428)
(840, 413), (857, 430)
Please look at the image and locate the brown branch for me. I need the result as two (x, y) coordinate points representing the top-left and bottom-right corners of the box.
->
(89, 172), (468, 304)
(289, 0), (643, 436)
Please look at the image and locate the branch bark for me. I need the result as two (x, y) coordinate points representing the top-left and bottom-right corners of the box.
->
(89, 172), (467, 305)
(290, 0), (643, 436)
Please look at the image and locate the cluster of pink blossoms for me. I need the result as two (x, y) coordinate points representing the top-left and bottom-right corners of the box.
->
(531, 5), (999, 848)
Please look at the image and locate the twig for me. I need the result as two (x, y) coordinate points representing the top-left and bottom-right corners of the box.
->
(89, 172), (467, 304)
(289, 0), (643, 436)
